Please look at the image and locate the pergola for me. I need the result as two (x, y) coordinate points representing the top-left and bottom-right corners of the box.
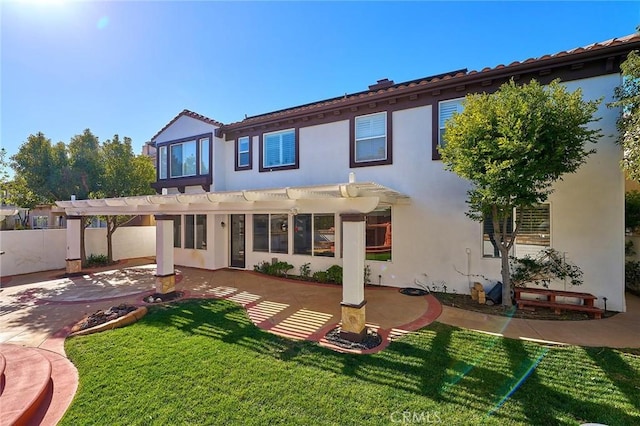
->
(56, 180), (410, 342)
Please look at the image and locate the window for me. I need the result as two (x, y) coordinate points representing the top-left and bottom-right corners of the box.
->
(185, 214), (207, 250)
(253, 214), (269, 252)
(253, 213), (290, 254)
(438, 98), (464, 147)
(199, 138), (210, 175)
(355, 112), (387, 163)
(237, 136), (250, 170)
(159, 146), (168, 179)
(293, 214), (336, 257)
(482, 204), (550, 258)
(155, 133), (212, 182)
(365, 207), (392, 261)
(270, 214), (288, 254)
(170, 140), (197, 178)
(261, 129), (296, 170)
(173, 216), (181, 248)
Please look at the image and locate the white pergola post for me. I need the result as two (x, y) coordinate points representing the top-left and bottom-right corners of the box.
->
(155, 215), (176, 294)
(340, 213), (367, 342)
(65, 216), (82, 274)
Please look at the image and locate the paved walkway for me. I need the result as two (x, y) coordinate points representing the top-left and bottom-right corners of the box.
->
(2, 258), (640, 351)
(1, 259), (639, 424)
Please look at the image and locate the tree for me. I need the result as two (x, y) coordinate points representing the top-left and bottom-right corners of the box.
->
(92, 135), (155, 263)
(611, 47), (640, 180)
(10, 132), (72, 204)
(68, 129), (103, 265)
(439, 79), (602, 306)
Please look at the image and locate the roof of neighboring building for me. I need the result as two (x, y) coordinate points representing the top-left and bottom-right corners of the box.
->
(151, 109), (223, 143)
(221, 33), (640, 131)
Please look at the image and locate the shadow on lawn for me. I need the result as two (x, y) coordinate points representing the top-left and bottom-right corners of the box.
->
(140, 299), (639, 425)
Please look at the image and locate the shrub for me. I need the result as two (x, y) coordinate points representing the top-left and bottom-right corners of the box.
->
(312, 271), (328, 283)
(364, 265), (372, 285)
(625, 260), (640, 296)
(85, 253), (109, 267)
(326, 265), (343, 285)
(253, 260), (293, 277)
(626, 190), (640, 234)
(510, 248), (583, 287)
(299, 263), (311, 280)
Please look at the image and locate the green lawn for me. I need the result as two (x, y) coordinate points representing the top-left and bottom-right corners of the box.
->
(63, 300), (640, 425)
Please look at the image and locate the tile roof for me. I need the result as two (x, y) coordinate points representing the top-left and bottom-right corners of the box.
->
(151, 109), (223, 143)
(222, 33), (640, 130)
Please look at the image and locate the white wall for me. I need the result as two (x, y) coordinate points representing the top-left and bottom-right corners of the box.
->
(154, 74), (625, 311)
(213, 74), (625, 311)
(0, 226), (156, 277)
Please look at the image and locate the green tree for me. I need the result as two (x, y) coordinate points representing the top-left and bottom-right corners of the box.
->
(439, 79), (601, 306)
(68, 129), (104, 265)
(611, 47), (640, 180)
(92, 135), (155, 263)
(10, 132), (72, 204)
(69, 129), (103, 199)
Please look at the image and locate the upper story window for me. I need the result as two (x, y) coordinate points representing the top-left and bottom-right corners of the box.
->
(236, 136), (251, 171)
(156, 133), (213, 181)
(355, 112), (387, 162)
(199, 137), (210, 175)
(159, 146), (168, 179)
(171, 140), (197, 178)
(350, 111), (392, 168)
(438, 98), (464, 147)
(260, 129), (298, 172)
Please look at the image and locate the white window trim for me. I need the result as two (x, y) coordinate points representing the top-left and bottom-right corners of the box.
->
(438, 98), (464, 146)
(355, 111), (387, 163)
(263, 128), (296, 169)
(238, 136), (250, 168)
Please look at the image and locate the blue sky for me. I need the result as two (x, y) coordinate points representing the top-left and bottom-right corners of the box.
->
(1, 1), (639, 162)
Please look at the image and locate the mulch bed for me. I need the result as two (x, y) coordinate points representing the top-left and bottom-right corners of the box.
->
(72, 304), (138, 332)
(433, 292), (617, 320)
(324, 327), (382, 351)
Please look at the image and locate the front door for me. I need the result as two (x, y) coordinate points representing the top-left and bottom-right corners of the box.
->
(230, 214), (245, 268)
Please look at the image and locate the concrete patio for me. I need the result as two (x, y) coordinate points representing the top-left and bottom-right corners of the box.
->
(1, 257), (639, 425)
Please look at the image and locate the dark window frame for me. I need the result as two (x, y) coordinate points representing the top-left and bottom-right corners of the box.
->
(259, 128), (300, 172)
(350, 111), (393, 168)
(235, 136), (252, 171)
(153, 133), (213, 192)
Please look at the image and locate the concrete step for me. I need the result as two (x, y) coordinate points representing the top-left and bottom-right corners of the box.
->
(0, 344), (52, 426)
(0, 351), (5, 396)
(30, 349), (79, 426)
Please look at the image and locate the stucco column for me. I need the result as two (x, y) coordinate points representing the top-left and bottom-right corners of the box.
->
(65, 216), (83, 274)
(340, 213), (367, 342)
(155, 215), (176, 294)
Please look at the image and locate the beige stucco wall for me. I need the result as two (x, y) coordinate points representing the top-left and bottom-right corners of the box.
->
(0, 226), (156, 277)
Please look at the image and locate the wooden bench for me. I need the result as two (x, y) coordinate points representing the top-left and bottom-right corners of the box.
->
(514, 287), (604, 319)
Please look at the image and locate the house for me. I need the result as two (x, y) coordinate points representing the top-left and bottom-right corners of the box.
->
(57, 34), (640, 339)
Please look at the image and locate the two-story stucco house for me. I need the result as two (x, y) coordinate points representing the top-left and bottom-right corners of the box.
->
(58, 34), (640, 337)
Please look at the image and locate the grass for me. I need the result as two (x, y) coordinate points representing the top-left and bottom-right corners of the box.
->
(63, 299), (640, 425)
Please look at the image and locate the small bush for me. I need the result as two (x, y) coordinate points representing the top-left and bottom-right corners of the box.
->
(86, 253), (109, 267)
(299, 263), (311, 280)
(364, 265), (372, 285)
(326, 265), (343, 285)
(253, 260), (293, 277)
(625, 260), (640, 296)
(312, 271), (328, 283)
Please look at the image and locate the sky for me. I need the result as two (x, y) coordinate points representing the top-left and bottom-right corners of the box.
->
(1, 1), (639, 164)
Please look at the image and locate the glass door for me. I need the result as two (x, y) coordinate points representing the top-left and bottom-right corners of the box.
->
(230, 214), (245, 268)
